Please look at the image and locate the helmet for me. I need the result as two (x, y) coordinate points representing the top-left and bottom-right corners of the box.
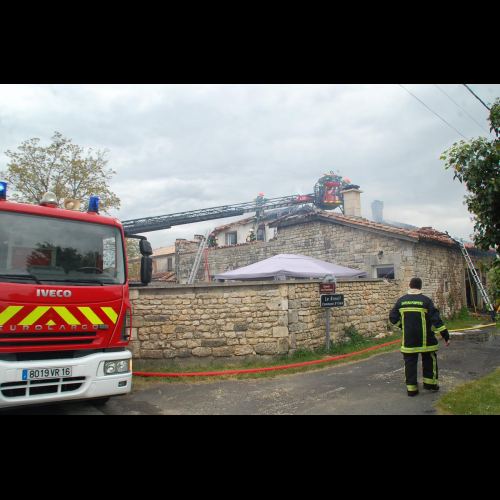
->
(344, 178), (351, 184)
(258, 192), (265, 197)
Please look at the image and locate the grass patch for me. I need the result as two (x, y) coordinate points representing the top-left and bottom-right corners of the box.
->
(435, 368), (500, 415)
(445, 315), (496, 332)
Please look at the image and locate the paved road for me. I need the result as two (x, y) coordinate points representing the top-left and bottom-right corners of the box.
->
(3, 328), (499, 415)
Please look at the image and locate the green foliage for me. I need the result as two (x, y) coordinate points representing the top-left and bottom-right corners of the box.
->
(3, 132), (120, 215)
(343, 324), (365, 345)
(487, 263), (500, 319)
(448, 293), (456, 313)
(441, 97), (500, 319)
(441, 98), (500, 251)
(447, 306), (470, 322)
(456, 306), (471, 321)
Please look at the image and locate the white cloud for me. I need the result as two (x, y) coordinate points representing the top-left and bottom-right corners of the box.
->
(1, 83), (498, 250)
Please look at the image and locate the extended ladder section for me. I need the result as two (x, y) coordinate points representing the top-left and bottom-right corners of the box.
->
(187, 231), (209, 285)
(447, 233), (494, 313)
(122, 194), (313, 235)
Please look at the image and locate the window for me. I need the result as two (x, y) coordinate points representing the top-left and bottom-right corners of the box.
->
(168, 258), (173, 272)
(375, 266), (395, 279)
(257, 225), (266, 242)
(226, 232), (237, 246)
(0, 211), (126, 285)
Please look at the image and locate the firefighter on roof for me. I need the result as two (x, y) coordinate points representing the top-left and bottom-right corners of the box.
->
(247, 229), (257, 243)
(208, 233), (219, 248)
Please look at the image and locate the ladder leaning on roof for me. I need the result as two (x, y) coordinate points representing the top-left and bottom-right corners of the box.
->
(187, 230), (210, 285)
(446, 232), (495, 316)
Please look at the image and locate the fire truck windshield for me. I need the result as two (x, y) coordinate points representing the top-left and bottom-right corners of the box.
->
(0, 211), (126, 286)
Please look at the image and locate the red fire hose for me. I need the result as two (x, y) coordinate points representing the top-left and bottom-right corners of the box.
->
(133, 324), (497, 379)
(133, 340), (403, 378)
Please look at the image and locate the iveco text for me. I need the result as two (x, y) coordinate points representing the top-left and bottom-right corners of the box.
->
(37, 290), (72, 298)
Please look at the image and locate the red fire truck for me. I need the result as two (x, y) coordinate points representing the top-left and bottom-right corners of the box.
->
(0, 182), (152, 409)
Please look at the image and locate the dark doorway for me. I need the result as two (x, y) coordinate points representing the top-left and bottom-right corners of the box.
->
(465, 270), (479, 309)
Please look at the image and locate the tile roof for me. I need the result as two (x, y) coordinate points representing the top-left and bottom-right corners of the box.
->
(271, 210), (463, 247)
(155, 271), (177, 282)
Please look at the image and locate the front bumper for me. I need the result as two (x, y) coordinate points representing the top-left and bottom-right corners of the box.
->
(0, 351), (132, 409)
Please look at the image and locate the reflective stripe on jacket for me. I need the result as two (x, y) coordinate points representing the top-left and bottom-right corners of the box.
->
(389, 293), (450, 354)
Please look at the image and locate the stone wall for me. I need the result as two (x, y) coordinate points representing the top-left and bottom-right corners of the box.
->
(129, 279), (401, 363)
(412, 242), (465, 317)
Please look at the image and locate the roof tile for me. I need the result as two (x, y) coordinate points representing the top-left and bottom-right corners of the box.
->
(274, 211), (461, 247)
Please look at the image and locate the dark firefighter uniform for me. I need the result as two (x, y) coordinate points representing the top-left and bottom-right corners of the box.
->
(208, 234), (219, 248)
(389, 293), (450, 394)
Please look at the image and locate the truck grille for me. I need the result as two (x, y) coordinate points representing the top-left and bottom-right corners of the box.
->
(0, 332), (97, 348)
(1, 377), (86, 399)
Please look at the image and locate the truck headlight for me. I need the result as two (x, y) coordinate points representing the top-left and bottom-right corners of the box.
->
(104, 359), (132, 375)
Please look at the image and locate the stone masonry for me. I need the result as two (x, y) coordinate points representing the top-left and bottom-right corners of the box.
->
(129, 279), (400, 363)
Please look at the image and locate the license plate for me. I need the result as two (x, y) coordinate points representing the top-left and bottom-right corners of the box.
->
(22, 367), (73, 381)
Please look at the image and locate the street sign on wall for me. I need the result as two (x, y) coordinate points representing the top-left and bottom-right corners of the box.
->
(321, 294), (345, 308)
(320, 283), (336, 294)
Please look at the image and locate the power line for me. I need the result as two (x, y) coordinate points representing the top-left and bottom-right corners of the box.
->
(434, 84), (494, 138)
(463, 84), (491, 111)
(398, 84), (468, 140)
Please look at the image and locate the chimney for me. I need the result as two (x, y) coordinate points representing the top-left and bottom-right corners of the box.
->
(341, 187), (363, 218)
(371, 200), (384, 223)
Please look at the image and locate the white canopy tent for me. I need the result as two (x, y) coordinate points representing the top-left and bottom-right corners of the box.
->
(214, 254), (367, 281)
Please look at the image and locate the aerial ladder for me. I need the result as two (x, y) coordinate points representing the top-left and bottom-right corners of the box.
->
(122, 173), (357, 284)
(122, 173), (357, 235)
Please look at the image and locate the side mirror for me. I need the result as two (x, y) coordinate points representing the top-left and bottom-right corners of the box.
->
(141, 256), (153, 284)
(125, 234), (154, 286)
(140, 240), (153, 256)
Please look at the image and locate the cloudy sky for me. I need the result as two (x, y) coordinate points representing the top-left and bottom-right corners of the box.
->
(1, 83), (498, 249)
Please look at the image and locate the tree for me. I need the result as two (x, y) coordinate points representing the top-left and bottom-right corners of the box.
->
(4, 132), (120, 214)
(441, 98), (500, 313)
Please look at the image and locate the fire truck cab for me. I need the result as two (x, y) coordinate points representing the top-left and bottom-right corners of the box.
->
(0, 183), (152, 409)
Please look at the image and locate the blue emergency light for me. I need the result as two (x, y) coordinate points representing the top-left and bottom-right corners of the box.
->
(0, 181), (7, 200)
(88, 196), (100, 213)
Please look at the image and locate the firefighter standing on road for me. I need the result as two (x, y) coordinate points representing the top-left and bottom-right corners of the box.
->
(389, 278), (451, 397)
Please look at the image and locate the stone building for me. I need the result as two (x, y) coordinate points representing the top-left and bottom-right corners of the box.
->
(175, 188), (495, 317)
